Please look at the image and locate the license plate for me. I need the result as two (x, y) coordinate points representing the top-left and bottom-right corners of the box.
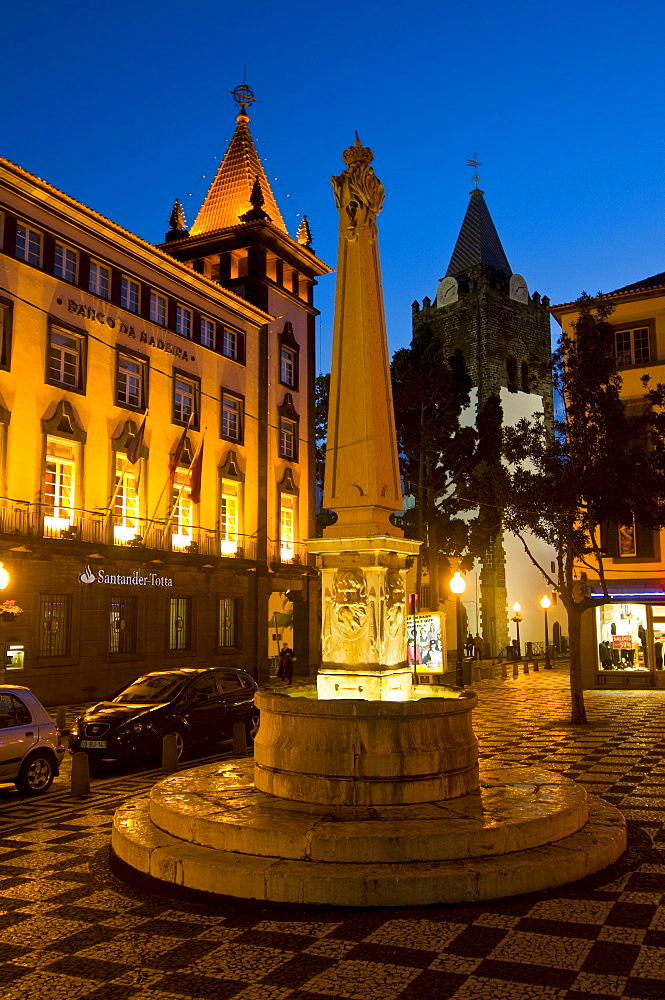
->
(80, 740), (107, 749)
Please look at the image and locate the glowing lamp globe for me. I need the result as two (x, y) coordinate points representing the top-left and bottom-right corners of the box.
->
(0, 563), (10, 590)
(512, 601), (521, 615)
(540, 595), (551, 610)
(450, 572), (466, 596)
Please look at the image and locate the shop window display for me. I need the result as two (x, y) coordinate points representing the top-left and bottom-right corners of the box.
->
(597, 603), (650, 673)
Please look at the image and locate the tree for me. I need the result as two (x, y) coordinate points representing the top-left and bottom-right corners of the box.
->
(499, 295), (665, 723)
(391, 324), (478, 607)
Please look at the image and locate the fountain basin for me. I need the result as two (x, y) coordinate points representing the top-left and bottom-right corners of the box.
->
(254, 684), (478, 806)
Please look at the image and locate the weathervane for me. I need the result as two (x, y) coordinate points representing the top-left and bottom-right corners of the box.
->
(231, 83), (256, 112)
(466, 152), (482, 189)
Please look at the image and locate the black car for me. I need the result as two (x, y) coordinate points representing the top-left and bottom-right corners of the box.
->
(68, 667), (260, 763)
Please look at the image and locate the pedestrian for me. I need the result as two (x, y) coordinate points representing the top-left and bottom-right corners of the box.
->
(473, 633), (484, 661)
(465, 633), (474, 657)
(282, 647), (296, 685)
(277, 643), (289, 679)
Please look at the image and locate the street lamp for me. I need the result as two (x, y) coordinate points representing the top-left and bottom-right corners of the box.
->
(450, 572), (467, 688)
(540, 595), (552, 670)
(0, 563), (9, 590)
(511, 601), (523, 659)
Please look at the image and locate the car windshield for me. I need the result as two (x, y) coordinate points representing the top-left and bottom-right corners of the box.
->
(113, 675), (187, 704)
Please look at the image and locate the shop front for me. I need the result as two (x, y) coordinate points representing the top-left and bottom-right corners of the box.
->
(586, 580), (665, 688)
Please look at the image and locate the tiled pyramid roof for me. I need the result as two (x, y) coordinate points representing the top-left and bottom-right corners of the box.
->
(446, 189), (511, 277)
(190, 111), (287, 236)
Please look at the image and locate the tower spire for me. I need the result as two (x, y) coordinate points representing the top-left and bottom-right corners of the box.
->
(446, 188), (511, 277)
(164, 198), (189, 242)
(190, 85), (287, 236)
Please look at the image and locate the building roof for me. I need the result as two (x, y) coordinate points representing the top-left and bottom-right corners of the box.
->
(446, 189), (511, 277)
(607, 272), (665, 296)
(190, 110), (287, 236)
(551, 272), (665, 316)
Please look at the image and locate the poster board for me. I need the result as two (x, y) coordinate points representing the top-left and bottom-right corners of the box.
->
(406, 612), (446, 672)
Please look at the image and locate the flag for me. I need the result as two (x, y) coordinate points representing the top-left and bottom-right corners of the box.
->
(189, 440), (204, 505)
(125, 414), (146, 465)
(168, 422), (190, 486)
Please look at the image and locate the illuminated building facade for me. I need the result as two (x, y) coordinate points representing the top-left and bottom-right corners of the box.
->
(553, 273), (665, 688)
(0, 97), (330, 702)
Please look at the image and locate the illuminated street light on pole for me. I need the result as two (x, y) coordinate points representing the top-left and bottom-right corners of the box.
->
(511, 601), (523, 660)
(450, 572), (467, 688)
(540, 595), (553, 670)
(0, 563), (10, 590)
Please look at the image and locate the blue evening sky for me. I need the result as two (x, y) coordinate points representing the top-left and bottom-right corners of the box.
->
(3, 0), (663, 372)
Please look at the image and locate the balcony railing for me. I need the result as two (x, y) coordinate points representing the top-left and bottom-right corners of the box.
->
(0, 502), (258, 561)
(270, 542), (310, 566)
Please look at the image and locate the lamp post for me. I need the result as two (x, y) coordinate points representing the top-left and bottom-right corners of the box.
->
(540, 595), (552, 669)
(450, 572), (467, 688)
(511, 601), (523, 660)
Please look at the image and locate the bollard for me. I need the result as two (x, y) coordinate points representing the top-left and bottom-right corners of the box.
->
(56, 706), (67, 732)
(512, 661), (519, 678)
(71, 751), (90, 797)
(533, 659), (539, 672)
(161, 733), (180, 773)
(524, 661), (530, 674)
(232, 721), (247, 756)
(501, 662), (508, 679)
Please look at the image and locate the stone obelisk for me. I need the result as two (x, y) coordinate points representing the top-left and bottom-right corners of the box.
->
(308, 137), (420, 701)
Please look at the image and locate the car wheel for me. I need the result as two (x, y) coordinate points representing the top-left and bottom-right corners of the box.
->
(162, 728), (186, 761)
(16, 753), (55, 795)
(246, 710), (260, 743)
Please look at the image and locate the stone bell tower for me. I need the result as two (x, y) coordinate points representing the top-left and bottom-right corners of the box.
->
(413, 185), (553, 656)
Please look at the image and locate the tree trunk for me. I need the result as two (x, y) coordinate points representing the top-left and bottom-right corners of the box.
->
(566, 601), (588, 725)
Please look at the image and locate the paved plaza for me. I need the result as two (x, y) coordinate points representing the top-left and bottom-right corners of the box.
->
(1, 667), (665, 999)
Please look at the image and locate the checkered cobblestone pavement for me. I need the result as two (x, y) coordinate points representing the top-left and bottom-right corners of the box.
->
(2, 666), (665, 999)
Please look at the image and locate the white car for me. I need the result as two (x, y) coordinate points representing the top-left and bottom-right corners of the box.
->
(0, 685), (65, 794)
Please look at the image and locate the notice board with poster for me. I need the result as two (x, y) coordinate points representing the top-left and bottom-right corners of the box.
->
(406, 612), (446, 671)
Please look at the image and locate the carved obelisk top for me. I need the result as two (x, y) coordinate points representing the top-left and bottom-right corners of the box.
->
(323, 137), (403, 539)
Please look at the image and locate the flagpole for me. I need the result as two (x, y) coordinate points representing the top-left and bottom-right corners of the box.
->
(141, 412), (192, 544)
(106, 412), (148, 534)
(163, 428), (206, 534)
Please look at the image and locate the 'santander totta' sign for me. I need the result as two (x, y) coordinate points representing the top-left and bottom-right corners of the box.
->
(79, 566), (173, 587)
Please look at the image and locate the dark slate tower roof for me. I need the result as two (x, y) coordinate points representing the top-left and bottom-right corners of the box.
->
(446, 189), (512, 277)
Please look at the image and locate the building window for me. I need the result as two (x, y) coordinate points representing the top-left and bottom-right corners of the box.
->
(173, 373), (198, 425)
(171, 470), (193, 551)
(117, 352), (147, 410)
(38, 594), (71, 657)
(219, 597), (239, 648)
(200, 316), (215, 349)
(175, 304), (192, 338)
(150, 291), (167, 326)
(507, 357), (518, 392)
(89, 260), (110, 299)
(54, 243), (78, 282)
(48, 326), (85, 390)
(616, 327), (651, 367)
(169, 597), (192, 651)
(109, 596), (138, 654)
(220, 479), (240, 555)
(279, 493), (296, 561)
(0, 300), (12, 370)
(279, 417), (297, 460)
(280, 346), (296, 386)
(221, 390), (243, 443)
(120, 276), (140, 313)
(221, 327), (238, 360)
(15, 223), (42, 266)
(521, 361), (530, 393)
(43, 438), (76, 535)
(113, 454), (140, 544)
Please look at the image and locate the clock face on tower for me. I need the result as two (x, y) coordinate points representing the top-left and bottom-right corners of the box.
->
(437, 276), (458, 308)
(509, 274), (529, 304)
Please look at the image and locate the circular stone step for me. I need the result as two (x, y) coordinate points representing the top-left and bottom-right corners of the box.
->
(112, 783), (626, 908)
(146, 760), (589, 864)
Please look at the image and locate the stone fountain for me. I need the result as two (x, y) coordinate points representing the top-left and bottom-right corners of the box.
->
(112, 139), (626, 906)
